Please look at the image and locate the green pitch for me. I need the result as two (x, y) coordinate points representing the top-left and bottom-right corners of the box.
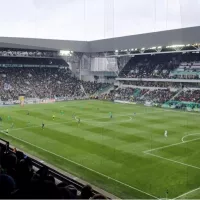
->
(1, 100), (200, 199)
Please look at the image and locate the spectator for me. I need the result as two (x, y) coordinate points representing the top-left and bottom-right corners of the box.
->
(80, 184), (93, 199)
(0, 145), (106, 199)
(91, 194), (107, 199)
(0, 174), (15, 198)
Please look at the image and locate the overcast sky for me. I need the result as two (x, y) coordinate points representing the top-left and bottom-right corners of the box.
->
(0, 0), (199, 41)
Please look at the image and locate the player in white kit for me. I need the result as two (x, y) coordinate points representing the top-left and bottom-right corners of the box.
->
(164, 130), (168, 137)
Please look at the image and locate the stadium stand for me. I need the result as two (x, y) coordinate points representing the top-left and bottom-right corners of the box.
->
(119, 52), (200, 79)
(121, 80), (183, 88)
(0, 57), (109, 101)
(99, 52), (200, 106)
(174, 89), (200, 102)
(122, 80), (200, 88)
(142, 89), (176, 103)
(119, 53), (179, 78)
(0, 49), (59, 58)
(2, 49), (200, 110)
(105, 86), (200, 104)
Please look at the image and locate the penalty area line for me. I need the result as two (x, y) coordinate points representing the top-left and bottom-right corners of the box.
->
(181, 133), (200, 142)
(172, 186), (200, 199)
(144, 151), (200, 171)
(0, 130), (158, 199)
(143, 136), (200, 154)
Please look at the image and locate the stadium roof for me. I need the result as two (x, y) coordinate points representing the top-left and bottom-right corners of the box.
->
(1, 26), (200, 53)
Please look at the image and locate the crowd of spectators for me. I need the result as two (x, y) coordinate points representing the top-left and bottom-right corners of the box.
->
(116, 52), (200, 103)
(122, 81), (180, 88)
(103, 87), (200, 104)
(143, 89), (176, 103)
(81, 81), (110, 95)
(0, 57), (68, 67)
(120, 54), (179, 79)
(119, 52), (200, 79)
(171, 74), (200, 79)
(101, 87), (177, 104)
(100, 88), (147, 101)
(0, 145), (107, 199)
(0, 49), (59, 58)
(0, 67), (82, 100)
(0, 49), (81, 64)
(174, 90), (200, 103)
(121, 80), (200, 88)
(0, 66), (110, 101)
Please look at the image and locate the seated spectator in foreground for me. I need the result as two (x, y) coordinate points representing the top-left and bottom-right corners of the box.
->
(0, 174), (15, 198)
(0, 145), (107, 199)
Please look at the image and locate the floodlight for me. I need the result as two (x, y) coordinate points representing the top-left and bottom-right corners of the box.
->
(60, 50), (71, 56)
(166, 44), (185, 48)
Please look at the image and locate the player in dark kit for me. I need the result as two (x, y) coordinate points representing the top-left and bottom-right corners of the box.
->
(27, 111), (30, 115)
(42, 123), (45, 129)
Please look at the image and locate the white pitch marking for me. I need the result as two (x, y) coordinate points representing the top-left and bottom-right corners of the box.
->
(172, 185), (200, 199)
(0, 130), (158, 199)
(145, 152), (200, 170)
(143, 136), (200, 154)
(144, 133), (200, 199)
(181, 133), (200, 142)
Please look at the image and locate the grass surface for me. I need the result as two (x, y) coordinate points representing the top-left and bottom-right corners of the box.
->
(1, 100), (200, 199)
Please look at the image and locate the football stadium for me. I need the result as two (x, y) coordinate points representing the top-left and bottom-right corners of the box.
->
(1, 0), (200, 199)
